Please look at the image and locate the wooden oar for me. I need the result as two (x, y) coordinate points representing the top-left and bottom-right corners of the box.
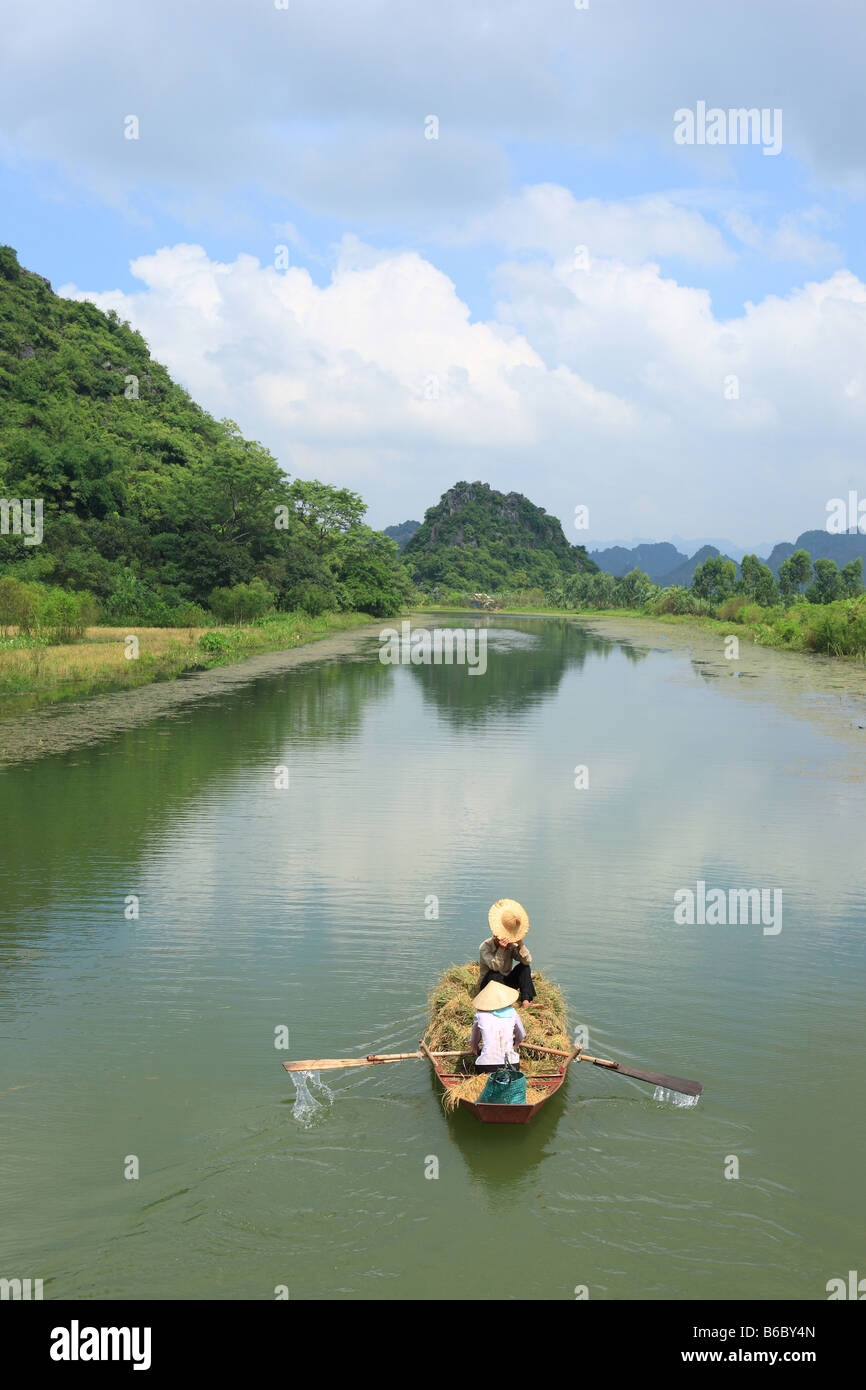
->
(572, 1046), (703, 1097)
(282, 1051), (469, 1073)
(282, 1044), (703, 1095)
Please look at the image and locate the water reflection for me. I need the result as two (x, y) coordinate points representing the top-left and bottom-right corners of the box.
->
(430, 1065), (568, 1189)
(403, 613), (646, 726)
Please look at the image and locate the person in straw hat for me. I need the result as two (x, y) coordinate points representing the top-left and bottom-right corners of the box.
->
(469, 980), (526, 1073)
(478, 898), (536, 1008)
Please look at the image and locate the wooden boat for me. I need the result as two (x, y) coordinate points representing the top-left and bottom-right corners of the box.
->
(419, 1039), (575, 1124)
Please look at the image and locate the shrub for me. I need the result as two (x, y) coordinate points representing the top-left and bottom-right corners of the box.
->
(164, 601), (209, 627)
(288, 581), (332, 617)
(718, 596), (748, 621)
(804, 598), (866, 656)
(102, 571), (173, 625)
(0, 575), (30, 635)
(208, 578), (275, 624)
(648, 587), (710, 616)
(719, 600), (763, 625)
(0, 580), (97, 642)
(37, 588), (97, 642)
(198, 629), (243, 654)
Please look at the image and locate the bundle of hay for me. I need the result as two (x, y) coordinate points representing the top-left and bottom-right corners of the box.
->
(426, 962), (570, 1111)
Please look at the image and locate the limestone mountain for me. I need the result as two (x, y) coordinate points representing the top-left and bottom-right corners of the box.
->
(589, 540), (687, 581)
(764, 529), (866, 575)
(402, 480), (598, 590)
(656, 544), (733, 588)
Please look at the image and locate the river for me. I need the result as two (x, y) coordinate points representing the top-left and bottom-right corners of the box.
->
(1, 613), (864, 1300)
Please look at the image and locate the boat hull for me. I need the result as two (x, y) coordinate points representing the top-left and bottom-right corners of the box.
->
(461, 1097), (555, 1124)
(422, 1041), (569, 1124)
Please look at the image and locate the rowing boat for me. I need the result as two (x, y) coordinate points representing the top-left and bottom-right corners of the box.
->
(282, 1040), (702, 1115)
(419, 1039), (575, 1124)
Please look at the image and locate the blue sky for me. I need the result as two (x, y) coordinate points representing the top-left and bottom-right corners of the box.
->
(2, 0), (865, 546)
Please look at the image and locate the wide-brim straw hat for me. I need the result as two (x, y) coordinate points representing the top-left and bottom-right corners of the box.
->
(488, 898), (530, 942)
(473, 981), (520, 1012)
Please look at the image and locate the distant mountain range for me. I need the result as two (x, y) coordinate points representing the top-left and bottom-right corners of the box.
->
(586, 531), (866, 585)
(762, 531), (866, 575)
(597, 536), (774, 563)
(386, 498), (866, 590)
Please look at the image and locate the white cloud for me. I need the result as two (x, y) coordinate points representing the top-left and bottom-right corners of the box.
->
(3, 0), (866, 224)
(460, 185), (734, 266)
(60, 241), (866, 544)
(724, 207), (840, 265)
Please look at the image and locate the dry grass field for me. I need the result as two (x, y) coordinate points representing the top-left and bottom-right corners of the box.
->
(0, 612), (373, 709)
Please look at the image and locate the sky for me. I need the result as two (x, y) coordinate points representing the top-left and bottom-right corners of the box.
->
(2, 0), (865, 547)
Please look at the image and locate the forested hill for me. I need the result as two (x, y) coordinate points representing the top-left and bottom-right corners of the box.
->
(0, 244), (409, 618)
(403, 481), (598, 590)
(764, 530), (866, 575)
(383, 520), (420, 549)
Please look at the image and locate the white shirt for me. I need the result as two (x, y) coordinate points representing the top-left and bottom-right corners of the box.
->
(469, 1008), (526, 1066)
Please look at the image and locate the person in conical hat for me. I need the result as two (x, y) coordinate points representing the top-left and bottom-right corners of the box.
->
(469, 981), (526, 1073)
(478, 898), (536, 1008)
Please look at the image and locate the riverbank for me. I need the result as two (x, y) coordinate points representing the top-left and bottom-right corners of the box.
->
(0, 610), (376, 717)
(0, 619), (387, 765)
(422, 600), (866, 661)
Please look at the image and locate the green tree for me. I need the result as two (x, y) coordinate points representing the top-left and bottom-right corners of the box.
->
(333, 526), (413, 618)
(806, 557), (843, 604)
(778, 549), (811, 604)
(282, 479), (366, 554)
(738, 553), (778, 606)
(615, 568), (655, 608)
(841, 557), (864, 598)
(692, 556), (737, 604)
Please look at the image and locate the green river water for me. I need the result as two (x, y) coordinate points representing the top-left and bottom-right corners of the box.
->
(1, 614), (864, 1300)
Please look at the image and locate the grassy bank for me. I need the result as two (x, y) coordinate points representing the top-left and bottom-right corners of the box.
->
(0, 610), (377, 712)
(584, 597), (866, 660)
(419, 596), (866, 661)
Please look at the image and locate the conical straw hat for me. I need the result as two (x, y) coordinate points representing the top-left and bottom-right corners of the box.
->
(473, 981), (520, 1012)
(488, 898), (530, 942)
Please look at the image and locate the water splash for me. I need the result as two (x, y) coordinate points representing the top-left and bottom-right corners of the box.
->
(653, 1085), (700, 1108)
(291, 1070), (335, 1127)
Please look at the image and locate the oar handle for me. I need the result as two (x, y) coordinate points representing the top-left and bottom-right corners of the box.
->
(520, 1043), (575, 1059)
(365, 1052), (422, 1063)
(572, 1047), (619, 1069)
(366, 1050), (470, 1063)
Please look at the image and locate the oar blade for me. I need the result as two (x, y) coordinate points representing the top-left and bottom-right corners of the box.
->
(608, 1062), (703, 1096)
